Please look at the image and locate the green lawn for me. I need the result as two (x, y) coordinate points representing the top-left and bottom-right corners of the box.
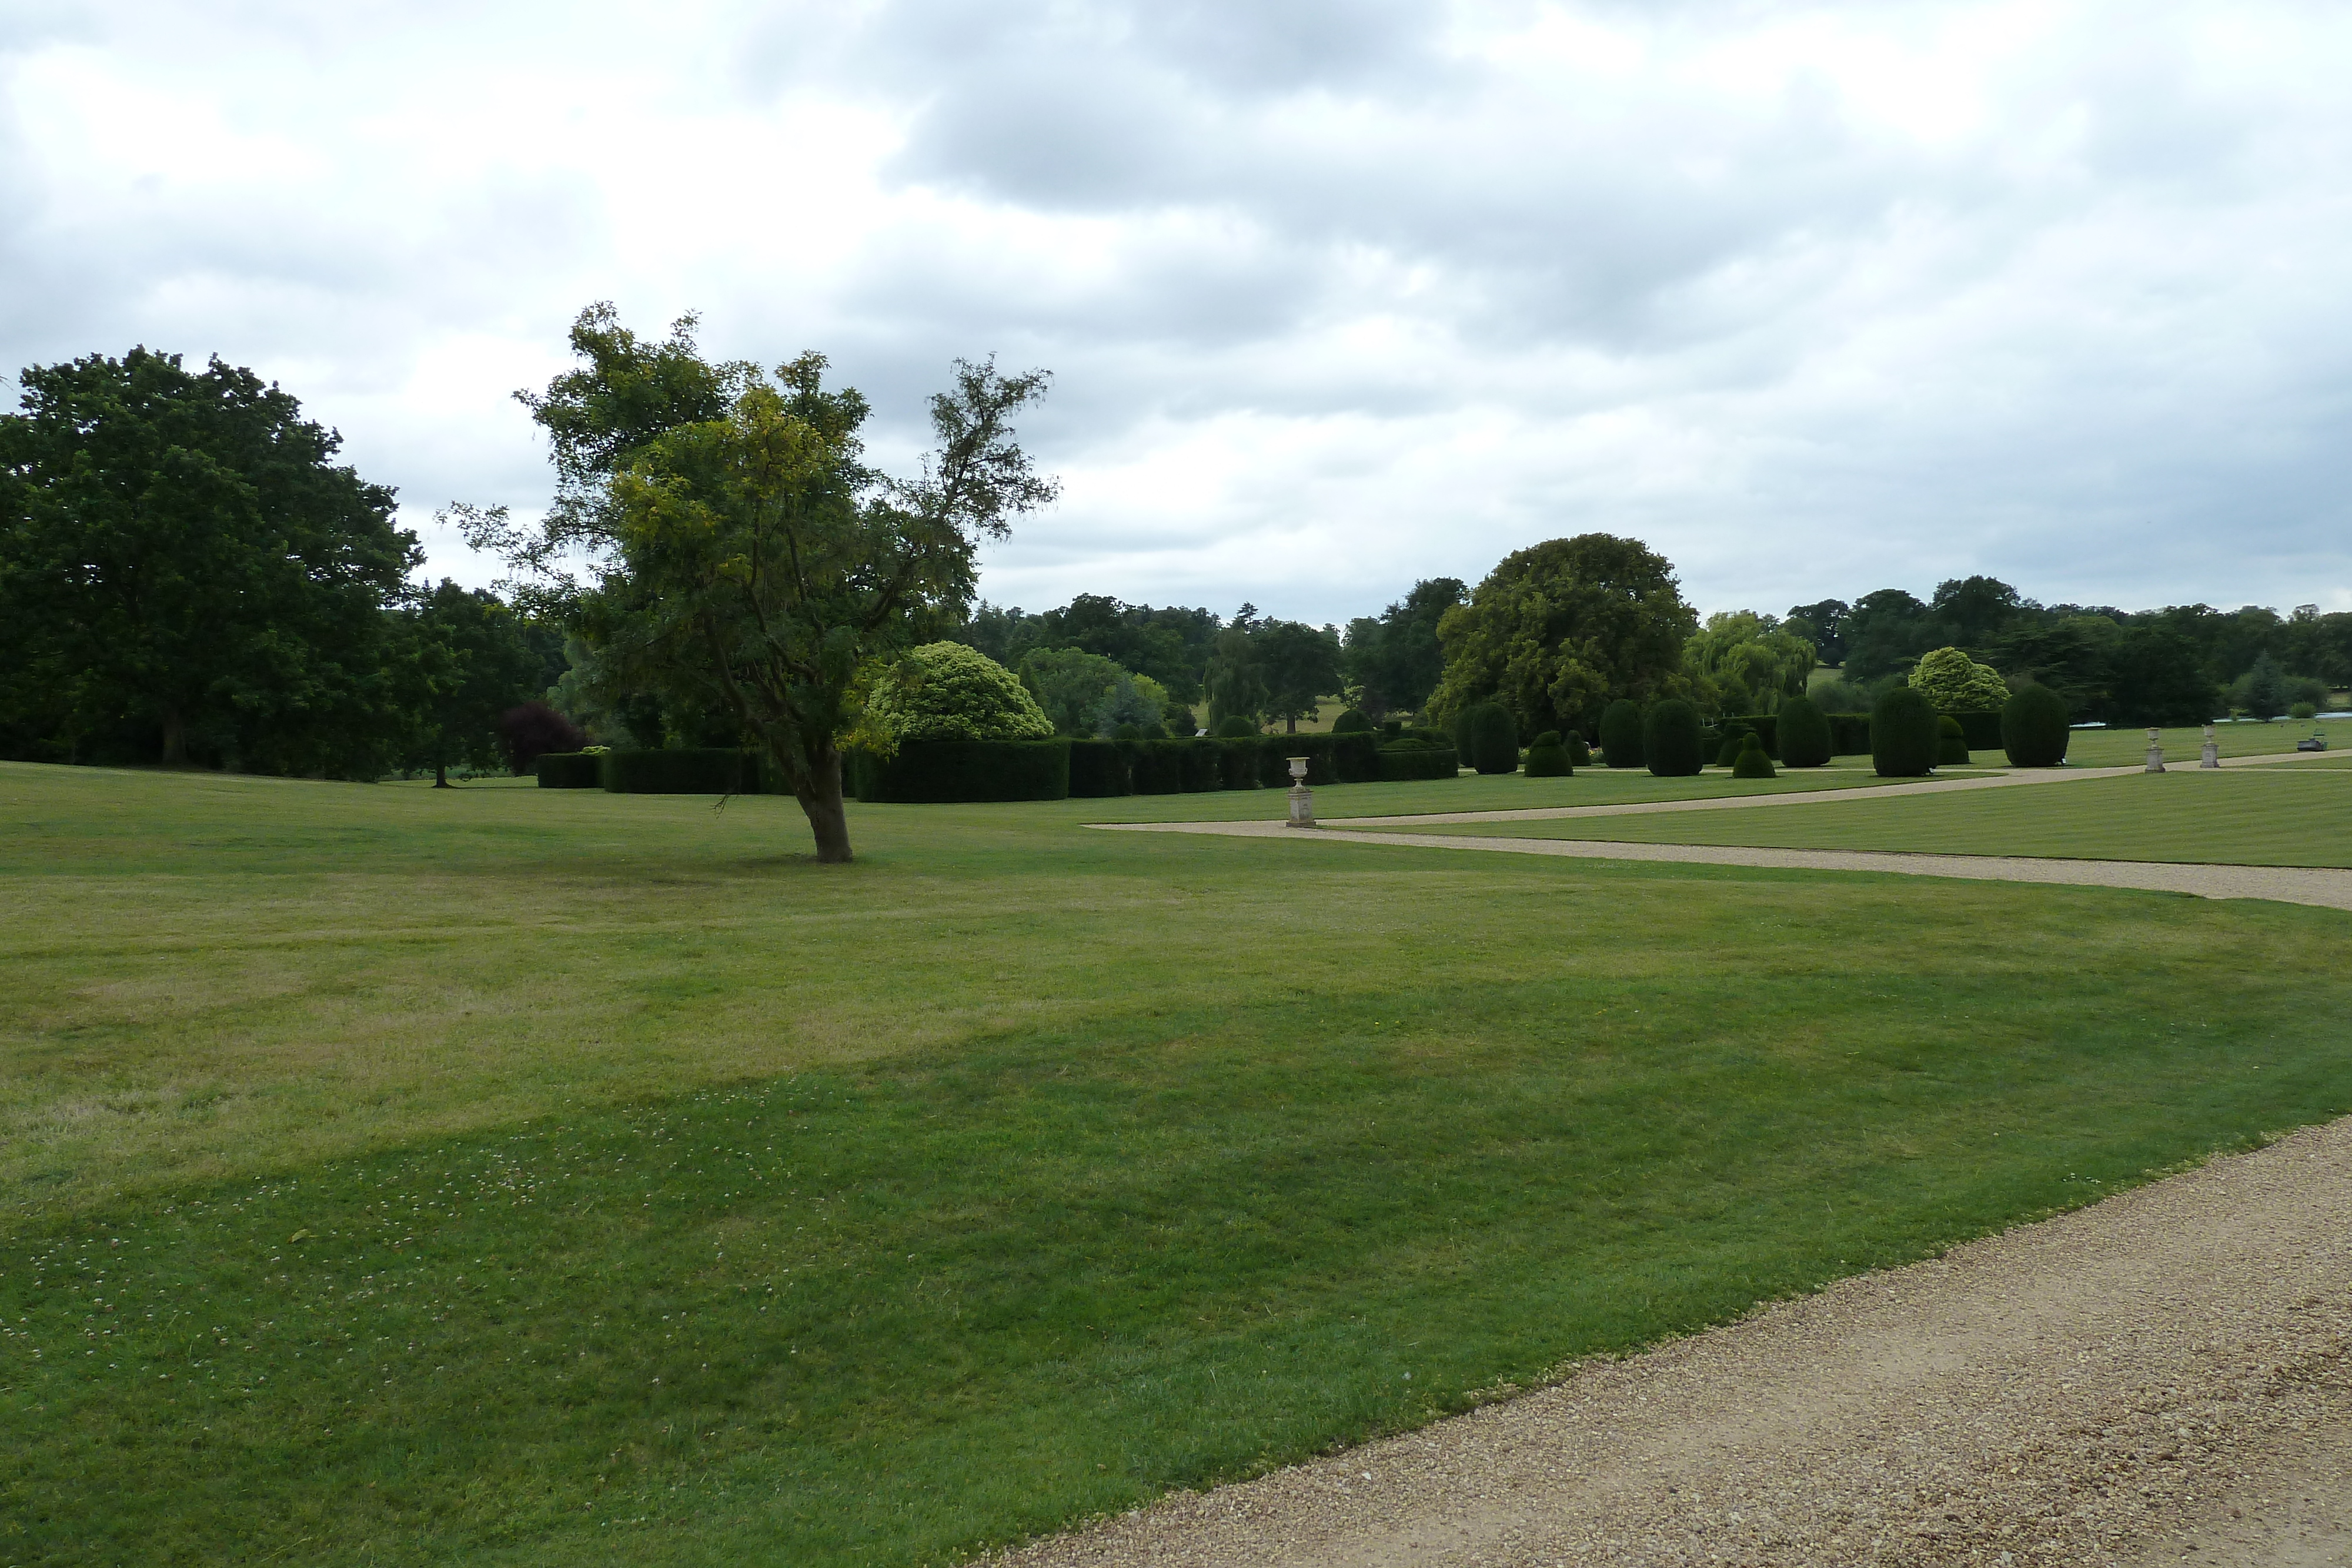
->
(2054, 721), (2331, 769)
(1373, 768), (2352, 867)
(5, 761), (2351, 1567)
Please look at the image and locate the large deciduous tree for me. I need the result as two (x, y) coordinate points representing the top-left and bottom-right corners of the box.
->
(462, 305), (1055, 862)
(1426, 534), (1696, 738)
(400, 580), (546, 787)
(1342, 577), (1466, 720)
(0, 347), (417, 772)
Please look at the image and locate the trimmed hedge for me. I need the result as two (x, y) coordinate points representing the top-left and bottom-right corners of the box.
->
(1068, 740), (1131, 798)
(536, 751), (603, 789)
(1732, 735), (1776, 779)
(1643, 699), (1703, 777)
(1951, 710), (2004, 751)
(2002, 684), (2071, 767)
(600, 748), (764, 794)
(1830, 713), (1874, 756)
(1776, 697), (1831, 768)
(1937, 714), (1971, 766)
(1565, 731), (1592, 766)
(1256, 731), (1382, 786)
(1463, 703), (1519, 775)
(1332, 708), (1374, 733)
(1599, 699), (1644, 768)
(1376, 742), (1461, 781)
(851, 740), (1070, 803)
(1871, 687), (1940, 777)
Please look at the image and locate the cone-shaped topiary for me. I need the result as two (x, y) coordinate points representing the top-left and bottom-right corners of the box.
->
(1776, 695), (1832, 767)
(2002, 683), (2070, 767)
(1332, 708), (1374, 733)
(1566, 730), (1592, 766)
(1643, 698), (1703, 777)
(1214, 714), (1258, 738)
(1937, 714), (1970, 765)
(1715, 723), (1753, 767)
(1524, 730), (1572, 777)
(1872, 686), (1939, 777)
(1599, 698), (1644, 768)
(1464, 701), (1520, 774)
(1731, 733), (1776, 778)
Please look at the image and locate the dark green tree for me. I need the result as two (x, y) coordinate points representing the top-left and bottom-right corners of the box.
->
(2106, 627), (2221, 727)
(402, 581), (546, 787)
(464, 305), (1055, 862)
(0, 347), (417, 772)
(1342, 577), (1466, 718)
(1257, 620), (1343, 733)
(1841, 589), (1936, 682)
(2236, 653), (2288, 720)
(1870, 686), (1939, 777)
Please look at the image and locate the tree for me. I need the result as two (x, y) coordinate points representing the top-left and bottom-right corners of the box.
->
(1929, 575), (2024, 646)
(1840, 589), (1936, 682)
(1342, 577), (1466, 718)
(1682, 611), (1816, 715)
(1426, 534), (1696, 738)
(1016, 646), (1129, 734)
(1087, 671), (1169, 736)
(1256, 620), (1343, 733)
(1785, 599), (1850, 666)
(860, 641), (1053, 745)
(1204, 605), (1269, 727)
(1909, 646), (2009, 713)
(1983, 615), (2118, 722)
(2232, 653), (2288, 721)
(465, 305), (1056, 862)
(402, 580), (545, 787)
(2104, 627), (2220, 727)
(0, 347), (417, 772)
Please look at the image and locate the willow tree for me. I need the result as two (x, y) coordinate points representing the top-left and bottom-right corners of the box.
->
(460, 305), (1055, 861)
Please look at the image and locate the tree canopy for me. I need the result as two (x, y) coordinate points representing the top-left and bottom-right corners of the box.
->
(1909, 646), (2010, 713)
(1425, 534), (1696, 737)
(1681, 611), (1815, 716)
(0, 347), (418, 773)
(860, 642), (1053, 747)
(1342, 577), (1465, 720)
(465, 305), (1055, 861)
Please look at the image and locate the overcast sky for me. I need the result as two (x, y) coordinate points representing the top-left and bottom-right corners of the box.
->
(5, 0), (2348, 626)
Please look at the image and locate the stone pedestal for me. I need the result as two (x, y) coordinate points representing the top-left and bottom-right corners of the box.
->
(2200, 723), (2220, 769)
(1285, 757), (1315, 828)
(2144, 727), (2166, 774)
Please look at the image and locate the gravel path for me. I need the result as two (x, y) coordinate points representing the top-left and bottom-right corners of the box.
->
(1094, 823), (2352, 914)
(998, 1118), (2352, 1568)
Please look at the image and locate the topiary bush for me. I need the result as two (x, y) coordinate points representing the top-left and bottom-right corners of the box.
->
(2001, 683), (2070, 767)
(1713, 721), (1753, 767)
(1332, 708), (1374, 733)
(1643, 699), (1703, 777)
(863, 642), (1054, 744)
(1937, 714), (1970, 765)
(1599, 698), (1644, 768)
(1524, 730), (1572, 777)
(1463, 702), (1519, 774)
(1871, 686), (1939, 777)
(1776, 696), (1832, 767)
(1565, 730), (1591, 766)
(1214, 714), (1258, 738)
(1911, 646), (2010, 713)
(1731, 734), (1776, 778)
(1375, 740), (1461, 780)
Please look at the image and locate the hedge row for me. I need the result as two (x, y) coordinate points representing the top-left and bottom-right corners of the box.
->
(851, 740), (1071, 803)
(536, 751), (603, 789)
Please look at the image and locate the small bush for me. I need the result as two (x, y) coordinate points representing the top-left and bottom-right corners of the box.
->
(1713, 723), (1753, 768)
(1332, 708), (1374, 733)
(1113, 723), (1144, 741)
(1776, 696), (1832, 767)
(1871, 686), (1939, 777)
(1937, 714), (1970, 765)
(1731, 734), (1776, 779)
(2001, 684), (2070, 767)
(1524, 731), (1572, 777)
(534, 751), (602, 789)
(1565, 730), (1592, 766)
(1643, 700), (1703, 777)
(1599, 699), (1644, 768)
(1463, 703), (1519, 774)
(2290, 701), (2319, 721)
(1214, 715), (1258, 738)
(1166, 705), (1197, 737)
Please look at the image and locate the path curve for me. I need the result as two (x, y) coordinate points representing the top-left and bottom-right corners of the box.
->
(998, 1118), (2352, 1568)
(1098, 820), (2352, 914)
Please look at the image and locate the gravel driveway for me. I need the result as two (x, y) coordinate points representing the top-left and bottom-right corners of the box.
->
(998, 1118), (2352, 1567)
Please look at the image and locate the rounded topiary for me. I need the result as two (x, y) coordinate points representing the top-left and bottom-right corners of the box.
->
(1643, 698), (1703, 777)
(1565, 730), (1592, 766)
(1871, 685), (1940, 777)
(2000, 683), (2070, 767)
(1599, 698), (1644, 768)
(1714, 723), (1754, 768)
(1332, 708), (1374, 733)
(1214, 714), (1258, 738)
(1912, 646), (2010, 713)
(863, 641), (1055, 744)
(1464, 701), (1520, 775)
(1731, 734), (1776, 779)
(1937, 713), (1970, 765)
(1524, 730), (1572, 777)
(1776, 695), (1832, 768)
(1141, 721), (1170, 740)
(1113, 723), (1144, 741)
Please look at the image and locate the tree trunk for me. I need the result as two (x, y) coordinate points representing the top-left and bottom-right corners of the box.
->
(792, 747), (854, 863)
(1286, 716), (1298, 734)
(161, 707), (187, 766)
(433, 761), (451, 788)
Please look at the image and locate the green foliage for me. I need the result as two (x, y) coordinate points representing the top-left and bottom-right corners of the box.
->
(1341, 578), (1466, 718)
(1730, 735), (1776, 778)
(1332, 708), (1374, 733)
(1713, 721), (1754, 767)
(1462, 702), (1519, 774)
(1016, 647), (1128, 735)
(858, 641), (1054, 755)
(1067, 739), (1131, 797)
(0, 346), (417, 773)
(469, 304), (1056, 862)
(1870, 686), (1940, 777)
(1937, 714), (1972, 765)
(1374, 741), (1461, 780)
(1642, 699), (1703, 777)
(2000, 684), (2071, 767)
(1911, 646), (2010, 713)
(954, 594), (1218, 703)
(2289, 701), (2318, 721)
(1524, 731), (1572, 777)
(1214, 714), (1259, 738)
(1599, 698), (1645, 768)
(1565, 730), (1592, 766)
(1113, 723), (1144, 741)
(599, 748), (764, 794)
(1682, 611), (1816, 716)
(401, 580), (549, 787)
(534, 751), (603, 788)
(2106, 627), (2221, 727)
(1426, 534), (1698, 737)
(851, 740), (1070, 803)
(1776, 696), (1832, 767)
(1088, 671), (1170, 738)
(2231, 653), (2288, 720)
(1165, 705), (1197, 736)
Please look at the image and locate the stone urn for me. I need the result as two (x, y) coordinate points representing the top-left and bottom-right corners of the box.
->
(1285, 756), (1315, 828)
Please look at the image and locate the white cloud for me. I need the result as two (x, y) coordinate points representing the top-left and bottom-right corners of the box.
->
(3, 0), (2348, 623)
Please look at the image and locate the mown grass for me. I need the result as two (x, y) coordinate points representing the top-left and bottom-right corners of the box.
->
(1375, 768), (2352, 867)
(4, 761), (2351, 1566)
